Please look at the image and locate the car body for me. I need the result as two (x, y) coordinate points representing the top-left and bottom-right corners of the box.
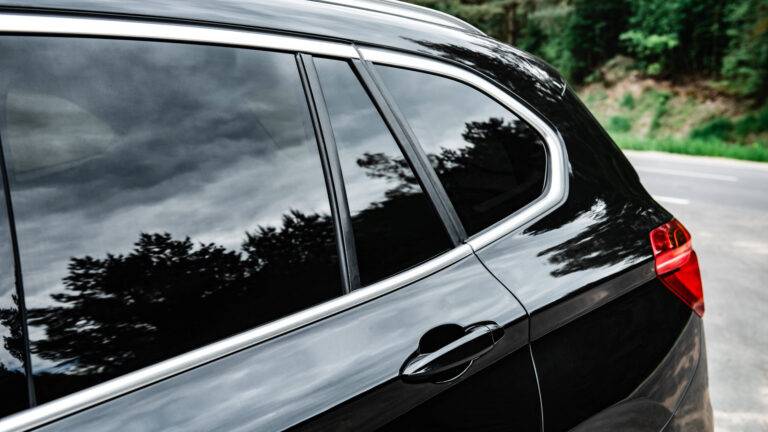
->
(0, 1), (712, 431)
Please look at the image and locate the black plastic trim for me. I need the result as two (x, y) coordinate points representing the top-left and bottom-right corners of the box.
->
(296, 53), (359, 293)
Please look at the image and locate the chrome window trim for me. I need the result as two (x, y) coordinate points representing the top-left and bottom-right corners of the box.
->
(358, 48), (569, 251)
(0, 14), (359, 58)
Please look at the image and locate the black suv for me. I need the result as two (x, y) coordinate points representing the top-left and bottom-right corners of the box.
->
(0, 1), (712, 431)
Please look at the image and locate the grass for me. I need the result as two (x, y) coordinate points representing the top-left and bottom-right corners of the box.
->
(581, 81), (768, 162)
(612, 134), (768, 162)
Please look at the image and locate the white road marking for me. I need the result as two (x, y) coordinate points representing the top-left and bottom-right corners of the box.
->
(732, 241), (768, 255)
(624, 150), (768, 173)
(636, 166), (739, 182)
(652, 195), (690, 205)
(714, 410), (768, 429)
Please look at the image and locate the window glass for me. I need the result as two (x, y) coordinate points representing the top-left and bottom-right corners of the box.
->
(314, 58), (452, 286)
(0, 171), (29, 417)
(0, 37), (342, 403)
(376, 65), (547, 236)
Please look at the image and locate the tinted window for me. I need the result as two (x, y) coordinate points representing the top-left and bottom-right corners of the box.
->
(0, 37), (341, 402)
(376, 65), (547, 236)
(314, 58), (452, 286)
(0, 170), (29, 417)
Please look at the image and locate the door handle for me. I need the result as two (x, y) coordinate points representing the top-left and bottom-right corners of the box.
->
(401, 322), (503, 383)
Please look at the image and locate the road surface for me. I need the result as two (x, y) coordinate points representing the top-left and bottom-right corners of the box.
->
(624, 150), (768, 432)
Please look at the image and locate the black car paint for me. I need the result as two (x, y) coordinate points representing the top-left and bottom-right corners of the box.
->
(0, 0), (711, 430)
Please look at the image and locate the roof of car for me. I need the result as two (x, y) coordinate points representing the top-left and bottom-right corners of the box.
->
(0, 0), (484, 41)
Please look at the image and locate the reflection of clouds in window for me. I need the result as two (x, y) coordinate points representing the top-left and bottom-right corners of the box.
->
(0, 39), (331, 326)
(377, 67), (501, 156)
(19, 144), (329, 310)
(5, 91), (116, 176)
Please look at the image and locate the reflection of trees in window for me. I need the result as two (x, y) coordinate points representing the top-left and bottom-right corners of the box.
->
(436, 117), (544, 229)
(0, 295), (25, 364)
(359, 117), (545, 235)
(0, 295), (29, 415)
(23, 211), (340, 402)
(355, 152), (419, 199)
(345, 157), (450, 285)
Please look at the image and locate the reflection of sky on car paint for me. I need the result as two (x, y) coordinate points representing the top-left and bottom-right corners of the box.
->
(0, 37), (332, 341)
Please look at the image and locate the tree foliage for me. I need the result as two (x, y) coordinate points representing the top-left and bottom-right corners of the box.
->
(408, 0), (768, 99)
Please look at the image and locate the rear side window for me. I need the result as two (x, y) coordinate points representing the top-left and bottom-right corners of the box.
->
(376, 65), (547, 236)
(314, 58), (452, 286)
(0, 37), (342, 402)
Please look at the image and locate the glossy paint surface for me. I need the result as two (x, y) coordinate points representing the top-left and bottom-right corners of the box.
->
(475, 86), (668, 316)
(34, 254), (536, 431)
(571, 315), (708, 431)
(664, 325), (713, 431)
(532, 281), (692, 431)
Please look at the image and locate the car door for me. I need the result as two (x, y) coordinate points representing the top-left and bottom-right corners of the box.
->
(0, 24), (540, 431)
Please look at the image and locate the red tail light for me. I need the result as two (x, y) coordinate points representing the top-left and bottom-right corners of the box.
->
(650, 219), (704, 316)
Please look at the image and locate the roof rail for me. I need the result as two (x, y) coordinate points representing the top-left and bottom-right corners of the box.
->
(311, 0), (485, 35)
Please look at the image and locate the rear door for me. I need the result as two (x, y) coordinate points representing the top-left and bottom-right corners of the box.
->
(0, 24), (540, 431)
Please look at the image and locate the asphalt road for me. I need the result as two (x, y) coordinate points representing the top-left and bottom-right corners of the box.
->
(624, 150), (768, 432)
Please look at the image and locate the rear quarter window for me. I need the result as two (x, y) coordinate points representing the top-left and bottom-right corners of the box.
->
(375, 65), (548, 236)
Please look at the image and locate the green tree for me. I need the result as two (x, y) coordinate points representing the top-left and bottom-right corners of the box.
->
(721, 0), (768, 98)
(563, 0), (630, 81)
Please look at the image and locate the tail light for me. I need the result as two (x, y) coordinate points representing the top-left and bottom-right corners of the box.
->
(650, 219), (704, 316)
